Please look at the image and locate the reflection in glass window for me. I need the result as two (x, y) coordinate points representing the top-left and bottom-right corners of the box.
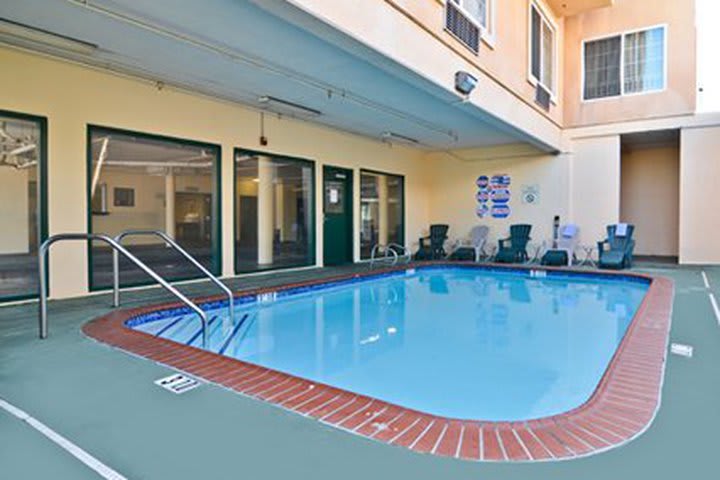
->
(360, 171), (404, 259)
(235, 150), (314, 273)
(88, 128), (220, 289)
(0, 112), (44, 300)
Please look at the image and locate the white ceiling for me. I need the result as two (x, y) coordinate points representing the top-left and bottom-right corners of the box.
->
(0, 0), (551, 151)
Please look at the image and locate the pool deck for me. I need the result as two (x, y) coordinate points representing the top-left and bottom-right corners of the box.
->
(1, 263), (718, 479)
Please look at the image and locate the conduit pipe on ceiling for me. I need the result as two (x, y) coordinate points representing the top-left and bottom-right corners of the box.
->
(66, 0), (458, 142)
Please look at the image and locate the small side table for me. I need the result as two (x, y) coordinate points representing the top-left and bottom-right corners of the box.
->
(576, 244), (596, 267)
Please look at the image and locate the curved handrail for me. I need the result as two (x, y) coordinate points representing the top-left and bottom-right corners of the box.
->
(387, 243), (412, 264)
(370, 243), (398, 269)
(114, 230), (234, 325)
(38, 233), (208, 347)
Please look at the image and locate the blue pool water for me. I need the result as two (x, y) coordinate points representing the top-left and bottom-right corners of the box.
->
(130, 267), (648, 421)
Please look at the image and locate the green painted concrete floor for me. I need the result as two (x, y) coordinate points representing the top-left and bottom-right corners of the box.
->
(1, 264), (719, 479)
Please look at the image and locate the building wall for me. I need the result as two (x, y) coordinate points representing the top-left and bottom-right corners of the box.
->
(0, 47), (430, 299)
(564, 0), (696, 127)
(620, 146), (680, 256)
(679, 126), (720, 264)
(569, 135), (621, 247)
(424, 152), (571, 248)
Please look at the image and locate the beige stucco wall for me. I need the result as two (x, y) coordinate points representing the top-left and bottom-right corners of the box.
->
(569, 135), (621, 248)
(0, 47), (430, 299)
(423, 152), (571, 248)
(679, 126), (720, 264)
(620, 146), (679, 256)
(564, 0), (696, 127)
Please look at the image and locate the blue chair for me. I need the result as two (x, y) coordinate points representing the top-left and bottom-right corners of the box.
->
(597, 224), (635, 269)
(495, 224), (532, 264)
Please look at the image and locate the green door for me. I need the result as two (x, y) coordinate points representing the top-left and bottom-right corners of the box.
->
(323, 166), (353, 266)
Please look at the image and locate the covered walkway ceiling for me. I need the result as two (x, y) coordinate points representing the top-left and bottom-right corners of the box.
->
(0, 0), (554, 152)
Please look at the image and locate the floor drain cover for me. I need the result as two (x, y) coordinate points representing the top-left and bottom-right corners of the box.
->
(155, 374), (201, 394)
(670, 343), (693, 358)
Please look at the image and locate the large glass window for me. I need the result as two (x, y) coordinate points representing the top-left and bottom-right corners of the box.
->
(234, 150), (315, 273)
(360, 170), (404, 259)
(530, 3), (556, 93)
(88, 127), (220, 289)
(0, 111), (46, 301)
(584, 26), (666, 100)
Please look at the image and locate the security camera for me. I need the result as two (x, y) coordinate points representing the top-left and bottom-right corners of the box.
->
(455, 71), (478, 96)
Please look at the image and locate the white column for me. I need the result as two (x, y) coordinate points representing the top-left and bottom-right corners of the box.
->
(257, 156), (275, 265)
(165, 169), (176, 238)
(377, 174), (389, 246)
(274, 181), (285, 242)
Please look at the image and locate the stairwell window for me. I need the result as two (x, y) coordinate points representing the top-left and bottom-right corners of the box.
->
(583, 25), (666, 101)
(529, 2), (556, 94)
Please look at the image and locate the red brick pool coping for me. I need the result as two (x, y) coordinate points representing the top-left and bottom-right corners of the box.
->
(83, 263), (674, 462)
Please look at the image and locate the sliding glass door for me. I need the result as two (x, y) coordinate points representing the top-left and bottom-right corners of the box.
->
(360, 170), (404, 259)
(0, 110), (47, 301)
(234, 149), (315, 273)
(87, 126), (221, 290)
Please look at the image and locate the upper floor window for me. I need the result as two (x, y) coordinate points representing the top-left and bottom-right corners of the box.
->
(529, 2), (556, 94)
(445, 0), (494, 53)
(583, 26), (666, 101)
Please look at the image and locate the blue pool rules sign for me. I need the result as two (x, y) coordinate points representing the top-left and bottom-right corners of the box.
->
(476, 174), (511, 219)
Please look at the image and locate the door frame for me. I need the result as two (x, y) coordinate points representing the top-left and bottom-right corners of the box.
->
(323, 165), (354, 266)
(0, 109), (48, 303)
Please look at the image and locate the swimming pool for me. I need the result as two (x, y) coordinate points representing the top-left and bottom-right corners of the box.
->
(128, 266), (648, 421)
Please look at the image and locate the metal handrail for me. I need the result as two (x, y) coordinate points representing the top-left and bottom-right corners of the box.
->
(387, 243), (412, 264)
(114, 230), (234, 325)
(38, 233), (208, 346)
(370, 243), (398, 269)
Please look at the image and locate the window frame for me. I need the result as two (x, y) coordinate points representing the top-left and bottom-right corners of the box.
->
(446, 0), (496, 49)
(0, 109), (49, 303)
(358, 168), (406, 261)
(232, 147), (317, 275)
(581, 24), (668, 103)
(85, 125), (223, 292)
(527, 1), (558, 99)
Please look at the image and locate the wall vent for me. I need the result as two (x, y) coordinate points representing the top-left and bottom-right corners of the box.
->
(535, 84), (551, 111)
(445, 1), (480, 54)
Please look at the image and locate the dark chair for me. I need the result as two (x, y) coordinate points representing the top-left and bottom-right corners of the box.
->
(495, 224), (532, 263)
(598, 224), (635, 269)
(415, 224), (449, 260)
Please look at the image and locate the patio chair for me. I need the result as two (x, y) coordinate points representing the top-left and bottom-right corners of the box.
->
(414, 224), (449, 260)
(494, 224), (532, 264)
(597, 224), (635, 269)
(541, 224), (579, 267)
(448, 225), (490, 262)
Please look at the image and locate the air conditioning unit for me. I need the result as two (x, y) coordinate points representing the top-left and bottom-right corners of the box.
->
(445, 1), (480, 53)
(535, 84), (551, 111)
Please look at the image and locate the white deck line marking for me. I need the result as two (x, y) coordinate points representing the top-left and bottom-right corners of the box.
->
(709, 292), (720, 326)
(388, 417), (421, 444)
(702, 270), (711, 289)
(0, 398), (127, 480)
(526, 427), (555, 459)
(513, 429), (532, 459)
(430, 423), (448, 454)
(495, 429), (508, 460)
(455, 424), (465, 458)
(408, 420), (435, 449)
